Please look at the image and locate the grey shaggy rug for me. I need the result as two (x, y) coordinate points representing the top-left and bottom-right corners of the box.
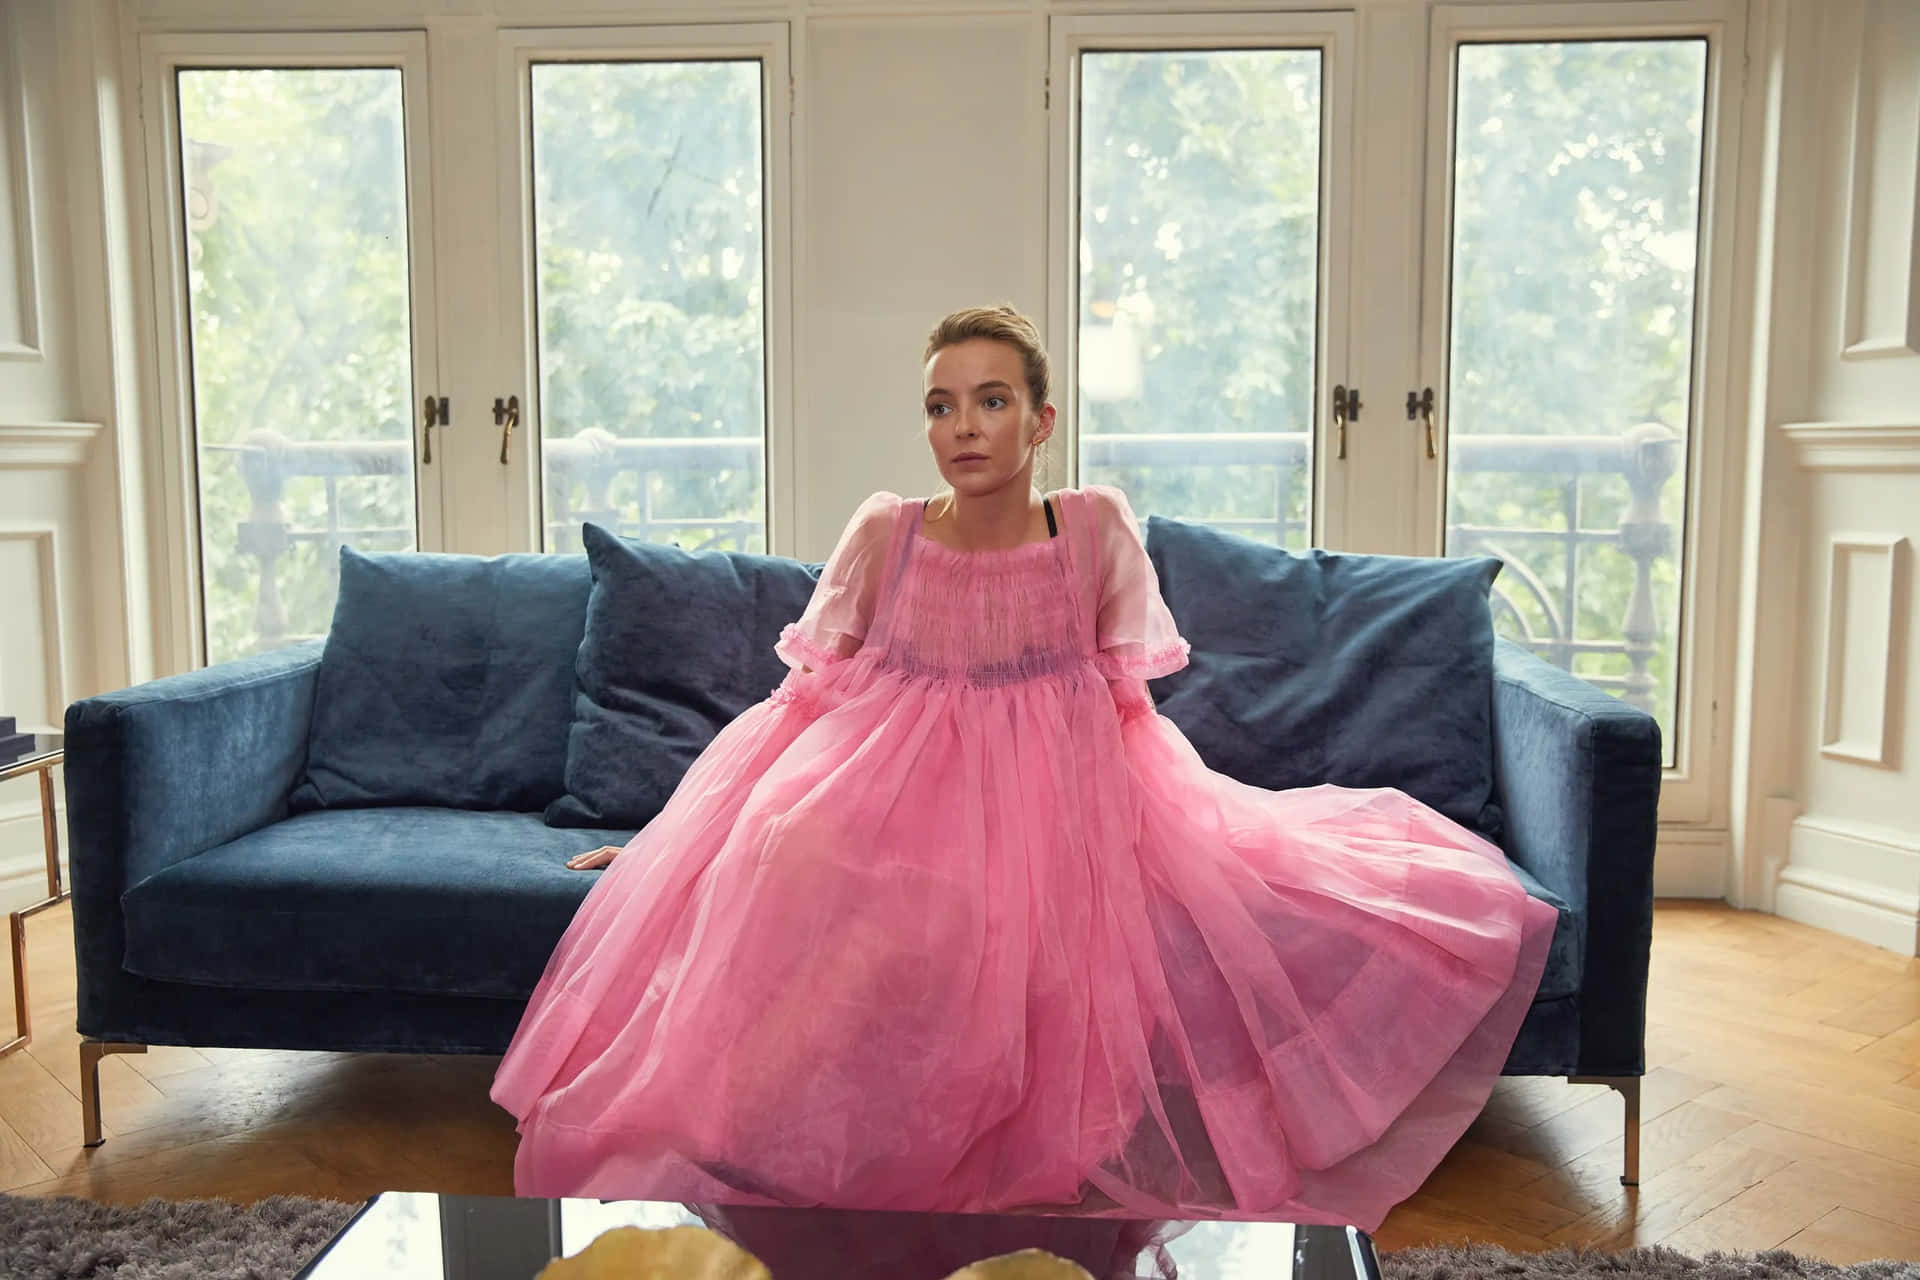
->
(1, 1193), (1916, 1280)
(1385, 1246), (1920, 1280)
(0, 1194), (358, 1279)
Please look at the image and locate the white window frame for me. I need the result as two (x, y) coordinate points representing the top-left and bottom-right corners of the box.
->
(1047, 11), (1360, 550)
(493, 23), (795, 557)
(1416, 0), (1750, 833)
(137, 30), (443, 669)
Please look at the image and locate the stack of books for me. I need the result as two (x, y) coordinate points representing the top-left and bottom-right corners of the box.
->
(0, 716), (36, 765)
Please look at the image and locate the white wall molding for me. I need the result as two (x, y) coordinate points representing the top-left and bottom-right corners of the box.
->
(1819, 533), (1910, 767)
(0, 0), (45, 361)
(1836, 0), (1920, 361)
(1725, 0), (1816, 912)
(1781, 420), (1920, 470)
(1776, 815), (1920, 955)
(62, 0), (159, 690)
(0, 420), (104, 469)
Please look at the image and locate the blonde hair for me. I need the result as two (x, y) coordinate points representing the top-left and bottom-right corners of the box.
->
(923, 304), (1053, 522)
(924, 305), (1051, 408)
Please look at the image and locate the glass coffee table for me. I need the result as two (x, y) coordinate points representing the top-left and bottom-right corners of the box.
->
(297, 1192), (1383, 1279)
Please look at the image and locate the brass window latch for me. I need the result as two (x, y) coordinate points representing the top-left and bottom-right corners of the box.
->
(420, 395), (449, 465)
(1333, 384), (1361, 460)
(1407, 387), (1437, 459)
(494, 395), (520, 465)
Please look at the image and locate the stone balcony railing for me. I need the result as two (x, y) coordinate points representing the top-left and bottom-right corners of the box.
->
(212, 422), (1679, 714)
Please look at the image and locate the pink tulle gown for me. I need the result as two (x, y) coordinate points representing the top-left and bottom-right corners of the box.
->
(491, 486), (1556, 1231)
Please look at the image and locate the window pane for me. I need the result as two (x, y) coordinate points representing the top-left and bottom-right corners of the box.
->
(530, 61), (766, 554)
(1444, 39), (1707, 761)
(1076, 49), (1321, 547)
(179, 68), (417, 664)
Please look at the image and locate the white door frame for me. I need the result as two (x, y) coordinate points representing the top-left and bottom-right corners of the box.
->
(137, 30), (444, 666)
(1415, 0), (1749, 829)
(1047, 11), (1360, 550)
(492, 23), (795, 556)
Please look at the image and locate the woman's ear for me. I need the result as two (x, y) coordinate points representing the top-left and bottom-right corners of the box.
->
(1031, 402), (1058, 446)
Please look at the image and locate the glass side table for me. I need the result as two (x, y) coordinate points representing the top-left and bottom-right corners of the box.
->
(2, 729), (65, 1059)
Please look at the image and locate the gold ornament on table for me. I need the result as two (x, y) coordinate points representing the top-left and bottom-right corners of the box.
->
(535, 1226), (770, 1280)
(943, 1247), (1098, 1279)
(535, 1225), (1096, 1280)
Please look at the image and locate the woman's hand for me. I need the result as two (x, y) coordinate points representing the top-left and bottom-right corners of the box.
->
(567, 845), (622, 871)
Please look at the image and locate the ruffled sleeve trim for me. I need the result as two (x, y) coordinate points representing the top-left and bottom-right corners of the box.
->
(768, 676), (826, 718)
(1094, 637), (1192, 682)
(774, 622), (844, 673)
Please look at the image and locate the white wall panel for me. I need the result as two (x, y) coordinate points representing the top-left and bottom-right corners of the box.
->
(1809, 0), (1920, 420)
(0, 0), (79, 415)
(1837, 0), (1920, 360)
(0, 1), (112, 908)
(1796, 471), (1920, 825)
(1781, 456), (1920, 953)
(1768, 0), (1920, 953)
(1818, 533), (1908, 768)
(0, 4), (43, 360)
(0, 512), (71, 907)
(796, 13), (1046, 559)
(0, 525), (61, 729)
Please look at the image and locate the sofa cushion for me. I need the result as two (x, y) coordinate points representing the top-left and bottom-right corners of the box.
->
(291, 548), (591, 813)
(120, 809), (635, 999)
(1145, 517), (1504, 838)
(544, 523), (822, 829)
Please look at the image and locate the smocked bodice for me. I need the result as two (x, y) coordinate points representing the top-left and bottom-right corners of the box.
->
(862, 504), (1092, 686)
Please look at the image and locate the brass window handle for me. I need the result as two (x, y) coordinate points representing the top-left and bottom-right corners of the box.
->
(494, 395), (520, 465)
(420, 395), (448, 465)
(1407, 387), (1437, 459)
(1333, 384), (1360, 460)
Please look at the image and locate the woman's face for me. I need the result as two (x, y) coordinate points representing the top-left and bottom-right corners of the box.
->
(923, 338), (1055, 499)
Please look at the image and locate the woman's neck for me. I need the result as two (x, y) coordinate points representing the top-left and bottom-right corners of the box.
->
(931, 479), (1048, 551)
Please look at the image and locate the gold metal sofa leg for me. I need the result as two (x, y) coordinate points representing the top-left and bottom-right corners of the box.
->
(80, 1039), (147, 1147)
(1570, 1074), (1641, 1186)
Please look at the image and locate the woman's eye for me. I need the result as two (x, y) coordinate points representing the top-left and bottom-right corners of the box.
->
(927, 403), (949, 417)
(985, 396), (1007, 410)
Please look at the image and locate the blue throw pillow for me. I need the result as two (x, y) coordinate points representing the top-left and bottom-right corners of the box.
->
(1144, 517), (1504, 838)
(292, 547), (592, 813)
(544, 523), (823, 829)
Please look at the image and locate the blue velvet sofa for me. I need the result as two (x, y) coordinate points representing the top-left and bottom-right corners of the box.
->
(64, 516), (1661, 1183)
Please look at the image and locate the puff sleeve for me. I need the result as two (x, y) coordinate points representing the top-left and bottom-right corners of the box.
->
(774, 492), (900, 671)
(1088, 484), (1190, 681)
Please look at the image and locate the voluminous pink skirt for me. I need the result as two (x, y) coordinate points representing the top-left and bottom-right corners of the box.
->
(491, 657), (1556, 1231)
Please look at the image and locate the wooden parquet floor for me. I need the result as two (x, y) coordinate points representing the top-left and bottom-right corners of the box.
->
(2, 900), (1917, 1260)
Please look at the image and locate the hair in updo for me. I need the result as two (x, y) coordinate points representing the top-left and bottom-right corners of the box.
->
(924, 305), (1050, 410)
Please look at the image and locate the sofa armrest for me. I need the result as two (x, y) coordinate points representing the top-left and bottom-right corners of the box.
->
(1492, 637), (1662, 1073)
(65, 641), (323, 1030)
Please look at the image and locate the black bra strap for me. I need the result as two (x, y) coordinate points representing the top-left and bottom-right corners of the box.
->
(1043, 497), (1057, 538)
